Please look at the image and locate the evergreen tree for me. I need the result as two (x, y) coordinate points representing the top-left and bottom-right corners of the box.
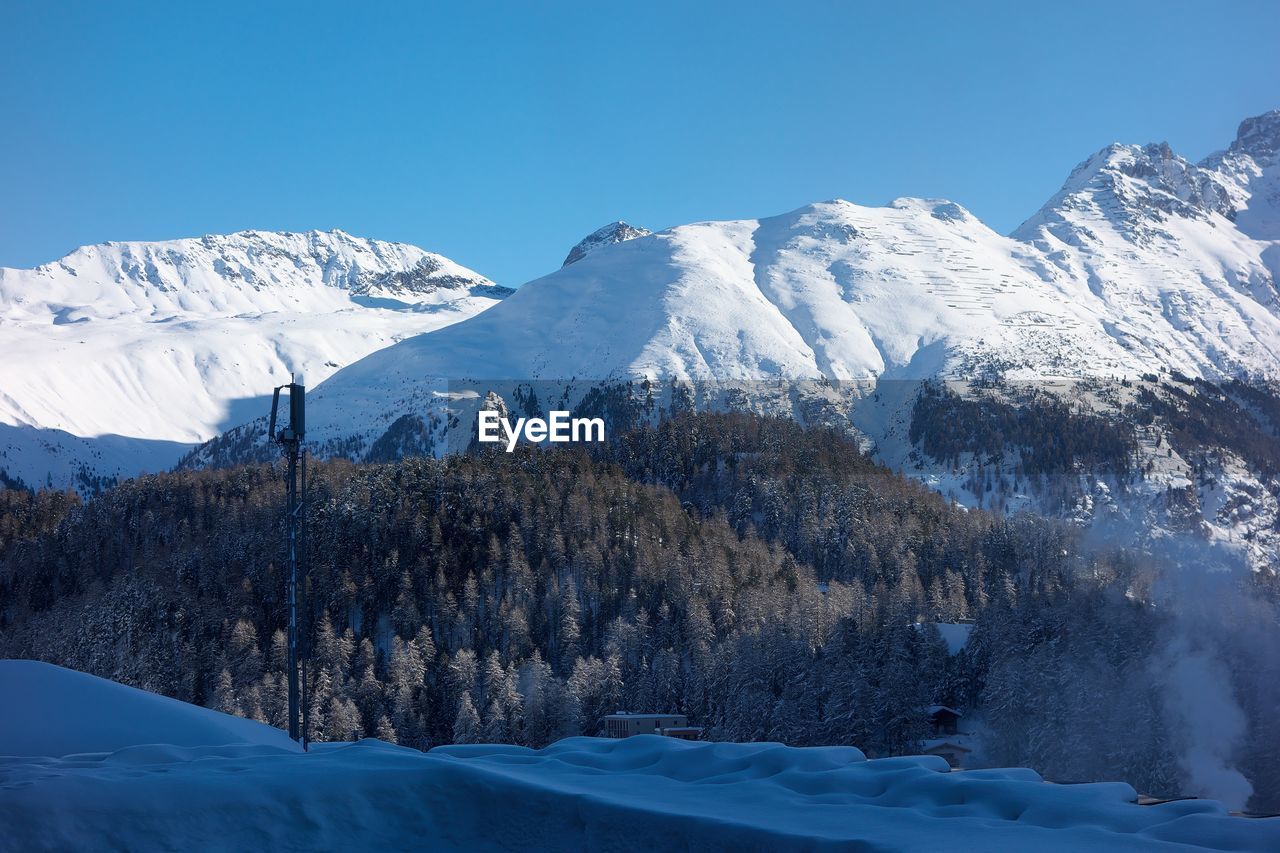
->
(453, 694), (481, 744)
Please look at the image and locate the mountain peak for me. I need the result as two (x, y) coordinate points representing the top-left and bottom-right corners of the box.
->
(1017, 139), (1236, 241)
(1199, 108), (1280, 240)
(1230, 109), (1280, 160)
(562, 221), (651, 266)
(887, 197), (975, 223)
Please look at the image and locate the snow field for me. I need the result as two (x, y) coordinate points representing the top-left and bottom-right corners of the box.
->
(2, 662), (1278, 852)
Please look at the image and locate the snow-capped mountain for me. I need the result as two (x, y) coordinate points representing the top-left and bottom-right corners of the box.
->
(268, 112), (1279, 444)
(0, 229), (510, 489)
(186, 111), (1280, 569)
(562, 221), (651, 266)
(14, 110), (1280, 568)
(1013, 135), (1280, 380)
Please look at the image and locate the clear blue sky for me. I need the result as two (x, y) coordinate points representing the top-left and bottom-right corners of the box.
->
(2, 1), (1277, 286)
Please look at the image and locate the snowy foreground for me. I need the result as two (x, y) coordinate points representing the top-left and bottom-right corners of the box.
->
(2, 662), (1277, 852)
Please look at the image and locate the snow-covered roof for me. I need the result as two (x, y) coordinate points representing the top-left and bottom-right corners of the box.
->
(921, 739), (973, 753)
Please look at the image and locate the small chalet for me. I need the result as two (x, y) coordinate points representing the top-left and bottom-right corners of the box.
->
(603, 713), (703, 740)
(921, 740), (972, 769)
(921, 705), (974, 769)
(927, 705), (962, 737)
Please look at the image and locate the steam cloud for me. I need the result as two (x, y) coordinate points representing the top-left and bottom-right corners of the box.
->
(1150, 539), (1259, 811)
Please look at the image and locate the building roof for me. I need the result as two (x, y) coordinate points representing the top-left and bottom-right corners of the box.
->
(927, 705), (963, 718)
(921, 740), (972, 754)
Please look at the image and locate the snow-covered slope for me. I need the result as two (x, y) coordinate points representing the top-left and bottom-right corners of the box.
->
(312, 198), (1158, 392)
(0, 229), (510, 489)
(2, 662), (1276, 852)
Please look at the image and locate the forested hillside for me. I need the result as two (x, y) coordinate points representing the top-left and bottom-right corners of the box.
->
(2, 414), (1278, 810)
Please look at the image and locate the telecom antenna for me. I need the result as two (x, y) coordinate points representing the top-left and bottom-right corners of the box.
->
(269, 379), (307, 748)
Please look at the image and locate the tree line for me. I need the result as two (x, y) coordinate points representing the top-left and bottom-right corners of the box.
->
(2, 412), (1278, 810)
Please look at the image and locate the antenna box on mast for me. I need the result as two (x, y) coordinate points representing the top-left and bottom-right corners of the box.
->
(270, 383), (306, 443)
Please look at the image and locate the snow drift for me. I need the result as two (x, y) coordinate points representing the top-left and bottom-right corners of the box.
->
(1, 661), (1277, 852)
(0, 660), (298, 756)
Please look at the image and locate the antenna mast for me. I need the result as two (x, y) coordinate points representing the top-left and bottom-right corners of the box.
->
(269, 380), (307, 748)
